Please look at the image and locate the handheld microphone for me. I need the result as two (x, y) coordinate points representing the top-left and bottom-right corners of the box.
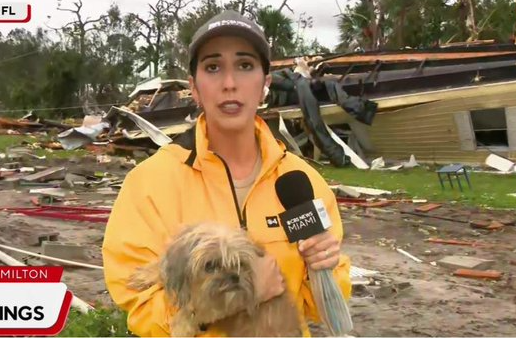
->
(275, 170), (331, 243)
(275, 170), (354, 335)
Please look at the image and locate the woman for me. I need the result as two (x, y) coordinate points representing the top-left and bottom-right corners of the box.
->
(102, 10), (351, 337)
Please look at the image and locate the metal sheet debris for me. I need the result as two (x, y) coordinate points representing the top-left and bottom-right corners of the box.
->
(58, 121), (110, 150)
(343, 186), (392, 196)
(485, 154), (515, 173)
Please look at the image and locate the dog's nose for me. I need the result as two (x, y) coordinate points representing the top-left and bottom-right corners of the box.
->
(229, 274), (239, 284)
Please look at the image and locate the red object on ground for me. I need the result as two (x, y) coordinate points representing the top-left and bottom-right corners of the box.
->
(487, 221), (505, 230)
(336, 197), (368, 204)
(426, 238), (480, 246)
(453, 269), (502, 280)
(1, 205), (111, 223)
(336, 197), (395, 208)
(30, 197), (40, 206)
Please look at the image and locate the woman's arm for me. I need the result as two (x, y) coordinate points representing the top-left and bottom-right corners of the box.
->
(298, 182), (352, 322)
(102, 170), (175, 337)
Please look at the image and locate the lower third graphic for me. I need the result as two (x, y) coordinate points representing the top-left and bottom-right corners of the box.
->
(0, 3), (31, 23)
(0, 266), (72, 336)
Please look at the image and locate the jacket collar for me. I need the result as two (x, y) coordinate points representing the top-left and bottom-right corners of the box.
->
(189, 113), (286, 177)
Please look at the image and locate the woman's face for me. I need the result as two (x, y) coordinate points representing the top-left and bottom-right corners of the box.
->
(189, 35), (271, 135)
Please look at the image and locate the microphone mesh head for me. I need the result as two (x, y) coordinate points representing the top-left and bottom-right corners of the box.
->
(275, 170), (315, 210)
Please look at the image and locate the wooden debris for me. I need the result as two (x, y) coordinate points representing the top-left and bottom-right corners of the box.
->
(21, 167), (66, 183)
(400, 210), (469, 223)
(415, 203), (442, 212)
(426, 238), (514, 250)
(437, 255), (495, 270)
(487, 220), (505, 231)
(426, 238), (480, 246)
(336, 197), (368, 205)
(0, 171), (16, 179)
(360, 201), (395, 208)
(499, 218), (515, 226)
(453, 269), (502, 280)
(470, 219), (490, 229)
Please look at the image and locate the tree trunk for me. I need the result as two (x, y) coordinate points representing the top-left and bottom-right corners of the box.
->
(463, 0), (478, 41)
(398, 7), (406, 48)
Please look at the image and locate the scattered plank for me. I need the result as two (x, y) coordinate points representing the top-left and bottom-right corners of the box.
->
(400, 210), (469, 223)
(426, 238), (514, 250)
(426, 238), (480, 246)
(415, 203), (442, 213)
(453, 269), (502, 280)
(487, 221), (505, 231)
(437, 255), (495, 270)
(470, 219), (490, 229)
(21, 167), (66, 183)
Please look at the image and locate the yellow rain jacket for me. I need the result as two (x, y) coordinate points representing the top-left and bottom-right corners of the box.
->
(102, 114), (351, 337)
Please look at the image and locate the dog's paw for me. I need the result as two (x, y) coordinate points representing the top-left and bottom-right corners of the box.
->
(127, 263), (161, 291)
(169, 309), (200, 337)
(170, 318), (199, 337)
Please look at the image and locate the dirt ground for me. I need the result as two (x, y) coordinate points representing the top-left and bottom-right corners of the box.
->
(339, 203), (516, 337)
(0, 157), (515, 337)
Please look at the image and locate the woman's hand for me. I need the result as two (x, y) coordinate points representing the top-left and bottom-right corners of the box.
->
(298, 231), (340, 270)
(252, 254), (285, 303)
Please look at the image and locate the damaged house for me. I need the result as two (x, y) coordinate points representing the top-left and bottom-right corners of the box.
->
(270, 42), (516, 165)
(108, 42), (516, 167)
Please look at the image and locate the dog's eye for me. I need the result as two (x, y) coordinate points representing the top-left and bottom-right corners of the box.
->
(205, 261), (217, 273)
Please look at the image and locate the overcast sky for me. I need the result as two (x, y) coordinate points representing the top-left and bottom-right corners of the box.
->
(0, 0), (350, 50)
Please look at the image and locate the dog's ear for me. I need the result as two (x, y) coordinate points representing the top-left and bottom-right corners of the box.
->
(160, 237), (192, 307)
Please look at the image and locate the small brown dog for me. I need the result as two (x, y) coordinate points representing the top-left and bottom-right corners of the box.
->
(128, 223), (302, 337)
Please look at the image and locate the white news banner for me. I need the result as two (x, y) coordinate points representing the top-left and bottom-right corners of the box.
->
(0, 283), (68, 329)
(0, 2), (31, 22)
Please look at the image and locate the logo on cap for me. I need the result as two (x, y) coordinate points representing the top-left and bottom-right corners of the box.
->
(208, 20), (252, 31)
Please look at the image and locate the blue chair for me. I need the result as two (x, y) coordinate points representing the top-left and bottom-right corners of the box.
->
(437, 164), (472, 192)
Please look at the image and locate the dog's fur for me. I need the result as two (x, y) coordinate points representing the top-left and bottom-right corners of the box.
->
(127, 223), (302, 337)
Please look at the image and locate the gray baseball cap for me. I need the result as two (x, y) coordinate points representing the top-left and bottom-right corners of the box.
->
(188, 10), (271, 74)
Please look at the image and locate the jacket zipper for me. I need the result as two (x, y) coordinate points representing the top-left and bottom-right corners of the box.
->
(213, 150), (285, 230)
(214, 154), (247, 230)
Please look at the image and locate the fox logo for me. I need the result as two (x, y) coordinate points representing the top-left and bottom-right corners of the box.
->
(266, 216), (279, 228)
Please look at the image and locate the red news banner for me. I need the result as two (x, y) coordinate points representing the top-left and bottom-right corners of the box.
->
(0, 267), (73, 336)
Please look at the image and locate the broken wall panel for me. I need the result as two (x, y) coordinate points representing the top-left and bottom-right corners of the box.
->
(453, 111), (476, 151)
(506, 106), (516, 151)
(365, 84), (516, 164)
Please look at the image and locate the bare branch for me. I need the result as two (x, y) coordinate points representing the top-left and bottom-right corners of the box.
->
(334, 0), (343, 15)
(278, 0), (294, 14)
(57, 0), (82, 15)
(135, 14), (153, 32)
(56, 8), (77, 14)
(167, 0), (195, 22)
(75, 0), (83, 12)
(84, 15), (107, 26)
(149, 3), (158, 15)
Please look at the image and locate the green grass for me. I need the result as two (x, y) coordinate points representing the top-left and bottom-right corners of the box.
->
(318, 166), (516, 209)
(58, 306), (131, 337)
(0, 135), (87, 159)
(0, 135), (33, 152)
